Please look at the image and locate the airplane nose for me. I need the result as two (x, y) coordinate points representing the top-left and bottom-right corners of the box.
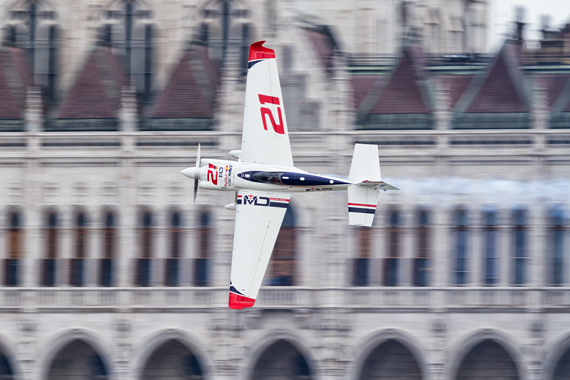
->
(181, 167), (200, 179)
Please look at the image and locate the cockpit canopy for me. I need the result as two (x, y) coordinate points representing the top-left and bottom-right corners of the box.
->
(252, 171), (284, 184)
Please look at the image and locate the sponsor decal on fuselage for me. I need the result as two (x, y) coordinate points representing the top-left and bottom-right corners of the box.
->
(236, 194), (289, 208)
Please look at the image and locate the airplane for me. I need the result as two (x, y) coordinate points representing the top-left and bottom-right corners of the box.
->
(181, 41), (398, 310)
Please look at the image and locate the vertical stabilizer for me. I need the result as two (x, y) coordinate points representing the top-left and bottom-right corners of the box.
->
(348, 144), (381, 183)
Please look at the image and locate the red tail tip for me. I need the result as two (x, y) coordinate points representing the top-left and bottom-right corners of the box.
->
(229, 292), (256, 310)
(249, 41), (275, 61)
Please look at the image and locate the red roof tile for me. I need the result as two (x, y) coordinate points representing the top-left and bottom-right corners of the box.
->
(466, 53), (528, 113)
(55, 47), (126, 119)
(368, 49), (431, 114)
(351, 75), (380, 110)
(437, 75), (474, 108)
(0, 48), (32, 119)
(148, 48), (214, 118)
(452, 43), (531, 115)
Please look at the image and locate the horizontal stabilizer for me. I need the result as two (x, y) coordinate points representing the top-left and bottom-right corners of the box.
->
(356, 180), (399, 191)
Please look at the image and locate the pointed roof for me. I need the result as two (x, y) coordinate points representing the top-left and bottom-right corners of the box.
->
(53, 46), (127, 119)
(147, 44), (218, 119)
(454, 42), (531, 114)
(357, 45), (433, 117)
(539, 74), (570, 112)
(0, 47), (33, 120)
(305, 27), (337, 74)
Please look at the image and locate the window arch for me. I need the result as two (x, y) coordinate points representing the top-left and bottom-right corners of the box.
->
(5, 211), (23, 286)
(195, 209), (211, 286)
(136, 210), (153, 286)
(453, 207), (469, 286)
(102, 0), (154, 100)
(70, 211), (88, 286)
(550, 205), (566, 286)
(413, 208), (430, 286)
(269, 206), (297, 286)
(165, 211), (182, 287)
(42, 211), (58, 286)
(511, 207), (527, 286)
(383, 208), (401, 286)
(482, 207), (498, 286)
(100, 211), (116, 286)
(7, 1), (58, 101)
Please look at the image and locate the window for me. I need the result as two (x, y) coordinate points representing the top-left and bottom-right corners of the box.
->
(383, 209), (400, 286)
(195, 210), (211, 286)
(512, 208), (527, 285)
(165, 211), (182, 287)
(550, 206), (566, 286)
(100, 212), (116, 287)
(70, 212), (87, 286)
(102, 0), (154, 99)
(352, 227), (371, 286)
(5, 212), (22, 286)
(482, 208), (499, 285)
(269, 206), (297, 286)
(7, 1), (58, 101)
(136, 211), (152, 286)
(453, 208), (469, 286)
(413, 209), (430, 286)
(198, 0), (250, 63)
(42, 211), (58, 286)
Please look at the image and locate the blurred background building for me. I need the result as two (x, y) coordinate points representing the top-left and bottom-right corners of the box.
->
(0, 0), (568, 379)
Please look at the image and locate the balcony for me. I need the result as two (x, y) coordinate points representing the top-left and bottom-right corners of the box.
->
(0, 287), (567, 311)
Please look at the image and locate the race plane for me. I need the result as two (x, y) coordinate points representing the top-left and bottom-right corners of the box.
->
(181, 41), (398, 310)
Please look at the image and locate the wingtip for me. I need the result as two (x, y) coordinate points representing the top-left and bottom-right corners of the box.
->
(249, 41), (275, 61)
(229, 292), (256, 310)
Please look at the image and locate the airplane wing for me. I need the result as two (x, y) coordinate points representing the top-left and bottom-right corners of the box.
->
(240, 41), (293, 167)
(229, 189), (291, 309)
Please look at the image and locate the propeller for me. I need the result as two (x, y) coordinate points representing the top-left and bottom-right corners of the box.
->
(180, 143), (202, 203)
(193, 143), (201, 203)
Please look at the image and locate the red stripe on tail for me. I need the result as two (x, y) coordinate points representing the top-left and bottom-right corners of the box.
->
(229, 292), (256, 310)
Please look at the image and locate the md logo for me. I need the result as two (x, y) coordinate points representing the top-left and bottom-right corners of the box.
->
(243, 195), (270, 206)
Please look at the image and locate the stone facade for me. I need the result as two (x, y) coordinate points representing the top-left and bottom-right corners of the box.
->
(0, 1), (568, 380)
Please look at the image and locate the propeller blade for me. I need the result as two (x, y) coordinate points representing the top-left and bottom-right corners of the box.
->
(196, 143), (201, 167)
(194, 143), (201, 203)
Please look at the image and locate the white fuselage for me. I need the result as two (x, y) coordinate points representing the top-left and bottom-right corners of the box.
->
(188, 159), (352, 193)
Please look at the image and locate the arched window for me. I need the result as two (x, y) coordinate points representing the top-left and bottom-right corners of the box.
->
(269, 206), (297, 286)
(352, 227), (371, 286)
(102, 0), (154, 100)
(70, 212), (87, 286)
(195, 209), (211, 286)
(42, 211), (58, 286)
(550, 206), (566, 286)
(413, 208), (430, 286)
(482, 208), (498, 286)
(100, 212), (116, 287)
(512, 207), (527, 285)
(383, 209), (401, 286)
(7, 1), (58, 101)
(165, 211), (182, 286)
(136, 210), (152, 286)
(453, 208), (469, 286)
(5, 211), (23, 286)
